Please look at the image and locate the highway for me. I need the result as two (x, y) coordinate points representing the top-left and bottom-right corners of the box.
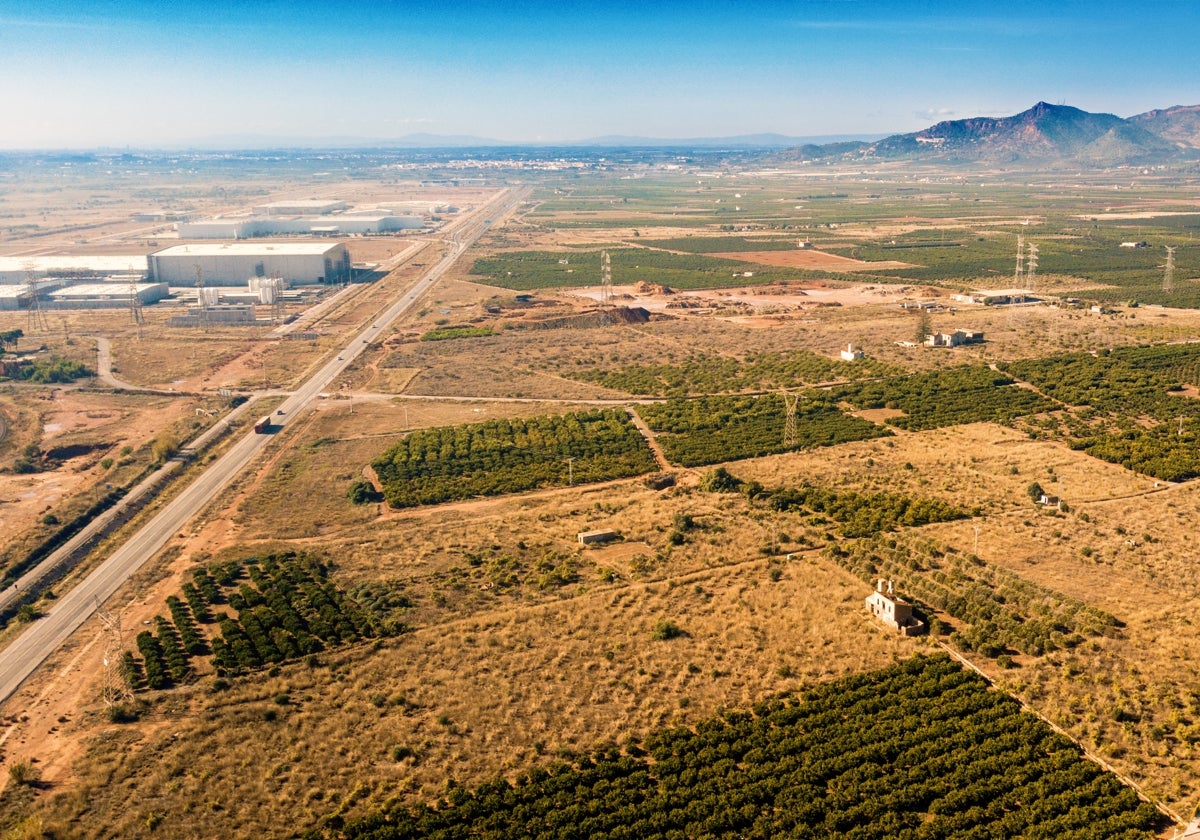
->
(0, 187), (525, 707)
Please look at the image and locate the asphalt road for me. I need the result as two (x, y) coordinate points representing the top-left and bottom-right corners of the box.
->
(0, 187), (524, 707)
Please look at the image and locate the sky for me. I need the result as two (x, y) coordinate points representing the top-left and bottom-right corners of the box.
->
(1, 0), (1198, 149)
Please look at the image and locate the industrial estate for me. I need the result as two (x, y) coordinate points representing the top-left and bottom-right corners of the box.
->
(6, 99), (1200, 838)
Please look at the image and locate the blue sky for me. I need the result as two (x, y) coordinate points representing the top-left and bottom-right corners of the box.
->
(1, 0), (1197, 148)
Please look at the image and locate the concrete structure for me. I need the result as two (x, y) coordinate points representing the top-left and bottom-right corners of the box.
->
(972, 288), (1034, 306)
(147, 243), (350, 287)
(840, 343), (864, 361)
(0, 256), (147, 285)
(925, 329), (984, 348)
(253, 199), (347, 216)
(168, 305), (257, 327)
(577, 529), (619, 545)
(48, 283), (168, 309)
(132, 210), (188, 222)
(0, 287), (29, 311)
(178, 213), (422, 239)
(865, 579), (926, 636)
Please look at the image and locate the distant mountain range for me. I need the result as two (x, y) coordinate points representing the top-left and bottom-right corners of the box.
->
(12, 104), (1200, 167)
(780, 102), (1200, 167)
(174, 132), (884, 152)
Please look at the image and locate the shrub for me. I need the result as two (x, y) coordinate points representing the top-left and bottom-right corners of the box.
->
(8, 759), (40, 786)
(651, 619), (684, 641)
(699, 467), (743, 493)
(347, 479), (383, 505)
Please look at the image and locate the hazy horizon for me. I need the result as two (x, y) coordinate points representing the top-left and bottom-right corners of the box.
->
(2, 0), (1198, 150)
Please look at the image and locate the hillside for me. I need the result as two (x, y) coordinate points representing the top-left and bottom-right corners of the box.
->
(1130, 104), (1200, 149)
(866, 102), (1177, 165)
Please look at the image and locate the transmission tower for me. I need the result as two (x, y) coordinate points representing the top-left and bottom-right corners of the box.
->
(781, 391), (800, 448)
(1025, 243), (1039, 294)
(600, 250), (612, 308)
(1013, 234), (1025, 288)
(194, 263), (209, 331)
(270, 275), (285, 325)
(23, 262), (49, 332)
(97, 603), (134, 708)
(1164, 246), (1176, 294)
(128, 272), (144, 339)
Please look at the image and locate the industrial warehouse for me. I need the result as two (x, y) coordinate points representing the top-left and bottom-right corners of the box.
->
(0, 256), (148, 285)
(147, 242), (352, 286)
(176, 213), (423, 239)
(174, 196), (436, 239)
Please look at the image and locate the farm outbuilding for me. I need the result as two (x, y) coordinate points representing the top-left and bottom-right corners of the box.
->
(147, 243), (350, 287)
(578, 529), (619, 545)
(865, 579), (926, 636)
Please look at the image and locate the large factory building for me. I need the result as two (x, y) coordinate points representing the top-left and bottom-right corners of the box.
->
(177, 213), (422, 239)
(147, 243), (350, 287)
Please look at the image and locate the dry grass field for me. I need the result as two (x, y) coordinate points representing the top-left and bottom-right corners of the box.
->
(9, 166), (1200, 838)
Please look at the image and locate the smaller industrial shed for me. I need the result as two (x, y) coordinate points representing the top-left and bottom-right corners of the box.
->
(48, 283), (168, 309)
(0, 286), (30, 311)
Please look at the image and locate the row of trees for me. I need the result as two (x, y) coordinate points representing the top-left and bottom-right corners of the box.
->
(833, 365), (1058, 431)
(572, 349), (897, 397)
(419, 326), (496, 342)
(768, 485), (969, 538)
(1003, 343), (1200, 419)
(638, 393), (888, 467)
(372, 409), (657, 508)
(1003, 344), (1200, 480)
(122, 552), (400, 688)
(317, 655), (1161, 840)
(827, 535), (1119, 658)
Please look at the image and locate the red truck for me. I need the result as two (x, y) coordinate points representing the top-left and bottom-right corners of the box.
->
(254, 415), (273, 434)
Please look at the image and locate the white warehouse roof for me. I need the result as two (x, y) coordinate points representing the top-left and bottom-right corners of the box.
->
(151, 243), (344, 257)
(0, 255), (148, 282)
(254, 199), (348, 215)
(49, 283), (165, 299)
